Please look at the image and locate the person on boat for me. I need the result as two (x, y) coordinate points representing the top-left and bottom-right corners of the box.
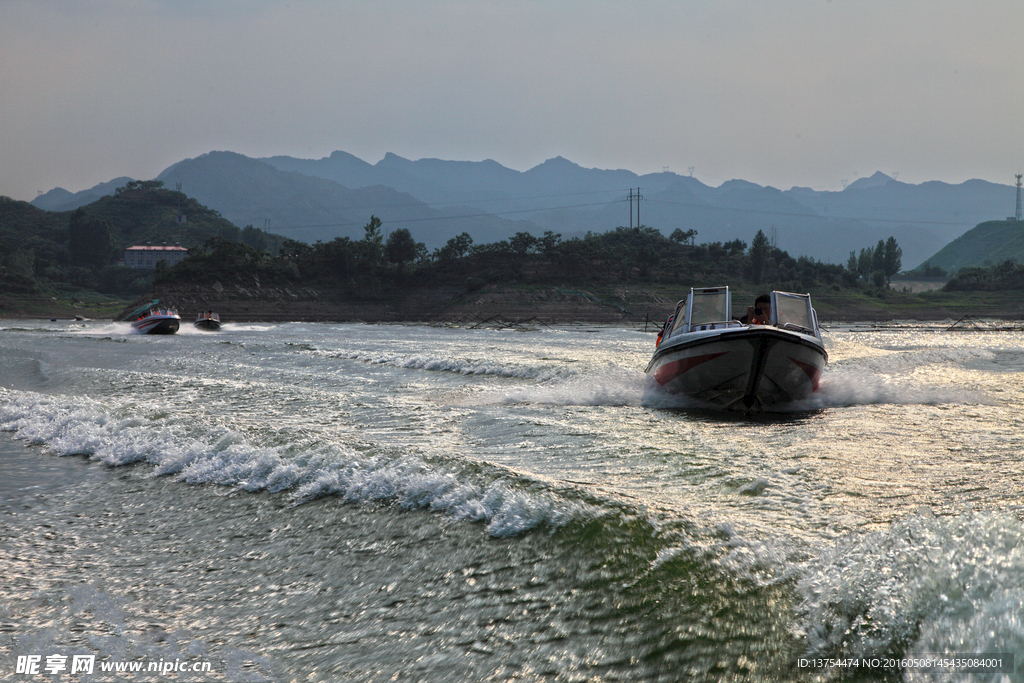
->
(739, 294), (771, 325)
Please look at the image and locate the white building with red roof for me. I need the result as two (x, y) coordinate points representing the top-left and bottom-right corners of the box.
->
(123, 245), (188, 269)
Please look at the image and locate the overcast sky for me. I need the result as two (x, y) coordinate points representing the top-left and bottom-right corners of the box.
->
(3, 0), (1022, 202)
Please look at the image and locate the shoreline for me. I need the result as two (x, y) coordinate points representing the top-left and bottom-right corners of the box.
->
(4, 283), (1023, 326)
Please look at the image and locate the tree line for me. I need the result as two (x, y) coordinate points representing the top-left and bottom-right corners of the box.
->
(942, 260), (1024, 291)
(846, 237), (903, 288)
(1, 177), (933, 301)
(158, 218), (907, 299)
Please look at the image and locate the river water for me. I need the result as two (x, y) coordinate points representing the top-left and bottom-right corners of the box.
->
(1, 319), (1022, 682)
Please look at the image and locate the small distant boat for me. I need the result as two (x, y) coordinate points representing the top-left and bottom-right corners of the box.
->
(194, 311), (221, 331)
(74, 315), (90, 322)
(131, 307), (181, 335)
(646, 286), (828, 411)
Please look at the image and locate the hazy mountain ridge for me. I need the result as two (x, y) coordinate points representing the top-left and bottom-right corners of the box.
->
(33, 177), (134, 212)
(254, 154), (1015, 266)
(782, 172), (1013, 247)
(157, 152), (533, 248)
(27, 152), (1020, 268)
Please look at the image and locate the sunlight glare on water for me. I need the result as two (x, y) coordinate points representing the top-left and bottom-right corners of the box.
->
(1, 320), (1022, 681)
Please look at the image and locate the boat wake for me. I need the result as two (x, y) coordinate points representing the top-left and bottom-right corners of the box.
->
(0, 388), (599, 538)
(310, 347), (574, 381)
(796, 510), (1024, 673)
(778, 367), (989, 411)
(467, 364), (650, 406)
(464, 361), (987, 413)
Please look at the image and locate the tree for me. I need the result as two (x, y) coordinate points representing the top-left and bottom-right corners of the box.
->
(278, 238), (313, 261)
(509, 231), (537, 256)
(321, 236), (357, 280)
(361, 215), (384, 268)
(435, 233), (473, 261)
(384, 228), (421, 269)
(724, 239), (746, 255)
(241, 225), (268, 253)
(115, 180), (165, 194)
(847, 251), (858, 273)
(68, 209), (114, 268)
(539, 231), (561, 256)
(871, 239), (886, 275)
(749, 229), (770, 283)
(883, 236), (902, 281)
(0, 248), (35, 280)
(857, 247), (873, 279)
(670, 228), (698, 245)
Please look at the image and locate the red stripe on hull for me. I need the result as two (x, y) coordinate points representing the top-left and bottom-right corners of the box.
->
(653, 352), (728, 385)
(789, 357), (823, 390)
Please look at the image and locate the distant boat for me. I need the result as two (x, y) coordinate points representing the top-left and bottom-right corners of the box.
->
(645, 286), (828, 411)
(131, 307), (180, 335)
(194, 311), (221, 331)
(74, 315), (89, 321)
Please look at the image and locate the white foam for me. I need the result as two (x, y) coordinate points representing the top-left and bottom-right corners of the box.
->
(797, 510), (1024, 664)
(468, 363), (650, 407)
(69, 322), (135, 336)
(781, 366), (991, 411)
(0, 388), (597, 538)
(312, 347), (572, 381)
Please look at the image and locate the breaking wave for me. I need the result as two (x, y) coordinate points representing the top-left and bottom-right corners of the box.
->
(796, 510), (1024, 679)
(0, 388), (598, 538)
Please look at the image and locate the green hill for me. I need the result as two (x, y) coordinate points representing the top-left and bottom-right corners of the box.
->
(920, 219), (1024, 272)
(0, 180), (285, 300)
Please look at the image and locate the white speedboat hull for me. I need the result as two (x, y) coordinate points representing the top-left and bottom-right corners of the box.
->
(647, 326), (826, 410)
(131, 313), (180, 335)
(194, 314), (221, 331)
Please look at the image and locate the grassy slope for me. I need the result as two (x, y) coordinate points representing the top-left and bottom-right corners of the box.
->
(923, 220), (1024, 271)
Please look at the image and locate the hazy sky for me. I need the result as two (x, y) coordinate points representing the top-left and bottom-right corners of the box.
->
(3, 0), (1022, 202)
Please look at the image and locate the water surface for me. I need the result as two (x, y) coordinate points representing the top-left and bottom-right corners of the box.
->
(1, 319), (1022, 681)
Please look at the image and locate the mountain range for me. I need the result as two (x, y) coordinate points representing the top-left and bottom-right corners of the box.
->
(30, 151), (1021, 269)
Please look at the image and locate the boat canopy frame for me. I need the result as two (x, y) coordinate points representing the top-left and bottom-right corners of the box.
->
(670, 286), (741, 335)
(770, 291), (821, 338)
(664, 287), (822, 340)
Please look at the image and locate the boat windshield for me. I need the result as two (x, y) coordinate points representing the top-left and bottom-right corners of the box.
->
(689, 288), (730, 326)
(665, 287), (740, 336)
(771, 292), (816, 334)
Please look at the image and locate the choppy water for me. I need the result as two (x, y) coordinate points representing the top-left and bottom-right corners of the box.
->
(1, 319), (1022, 682)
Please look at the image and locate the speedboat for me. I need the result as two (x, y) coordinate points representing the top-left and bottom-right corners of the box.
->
(194, 311), (221, 331)
(645, 286), (827, 410)
(131, 307), (181, 335)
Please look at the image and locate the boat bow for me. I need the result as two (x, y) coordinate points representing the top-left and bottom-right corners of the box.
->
(646, 288), (827, 410)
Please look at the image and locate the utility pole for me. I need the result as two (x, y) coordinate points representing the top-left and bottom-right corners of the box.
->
(627, 189), (634, 228)
(1016, 174), (1022, 222)
(636, 187), (642, 227)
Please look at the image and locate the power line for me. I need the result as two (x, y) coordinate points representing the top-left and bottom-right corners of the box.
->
(643, 197), (980, 226)
(188, 188), (634, 216)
